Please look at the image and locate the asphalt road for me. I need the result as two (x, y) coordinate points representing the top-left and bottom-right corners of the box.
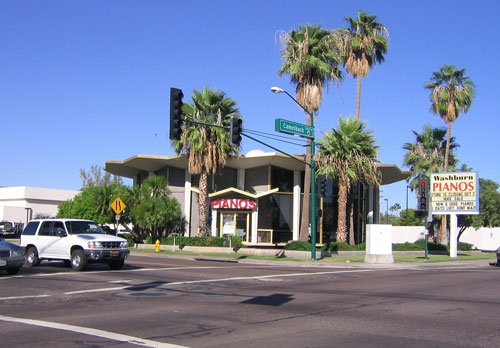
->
(1, 253), (499, 348)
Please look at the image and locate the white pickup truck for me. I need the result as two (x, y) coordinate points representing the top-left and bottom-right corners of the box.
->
(20, 219), (130, 271)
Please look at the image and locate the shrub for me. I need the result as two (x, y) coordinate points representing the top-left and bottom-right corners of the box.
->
(458, 242), (473, 251)
(320, 242), (366, 252)
(285, 241), (311, 251)
(145, 235), (243, 248)
(122, 234), (135, 247)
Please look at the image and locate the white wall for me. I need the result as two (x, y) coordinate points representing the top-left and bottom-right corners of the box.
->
(391, 225), (500, 251)
(0, 186), (79, 224)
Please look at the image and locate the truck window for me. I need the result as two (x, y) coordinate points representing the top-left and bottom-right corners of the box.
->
(22, 221), (40, 236)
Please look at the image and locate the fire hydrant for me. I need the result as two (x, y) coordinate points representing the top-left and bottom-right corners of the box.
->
(155, 239), (160, 252)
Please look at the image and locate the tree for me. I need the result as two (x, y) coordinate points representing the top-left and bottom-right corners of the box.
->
(130, 175), (180, 239)
(390, 203), (401, 215)
(173, 87), (240, 236)
(337, 10), (389, 120)
(425, 65), (475, 242)
(57, 183), (127, 225)
(392, 208), (426, 226)
(403, 125), (459, 188)
(278, 24), (342, 241)
(80, 165), (123, 189)
(316, 117), (380, 243)
(403, 125), (459, 242)
(458, 178), (500, 241)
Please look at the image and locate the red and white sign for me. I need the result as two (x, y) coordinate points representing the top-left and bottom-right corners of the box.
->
(430, 172), (479, 214)
(211, 198), (256, 210)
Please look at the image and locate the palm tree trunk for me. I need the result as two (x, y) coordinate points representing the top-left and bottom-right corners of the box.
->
(337, 179), (348, 243)
(198, 171), (209, 237)
(355, 77), (362, 120)
(438, 121), (452, 244)
(349, 189), (355, 245)
(300, 140), (311, 242)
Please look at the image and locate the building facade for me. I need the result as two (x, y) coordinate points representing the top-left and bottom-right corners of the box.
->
(0, 186), (80, 226)
(106, 150), (409, 245)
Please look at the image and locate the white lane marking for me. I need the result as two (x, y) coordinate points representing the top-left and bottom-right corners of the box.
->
(0, 269), (374, 301)
(0, 315), (187, 348)
(0, 265), (244, 281)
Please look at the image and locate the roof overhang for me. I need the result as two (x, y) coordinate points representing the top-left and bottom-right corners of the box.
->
(105, 151), (409, 186)
(376, 164), (411, 185)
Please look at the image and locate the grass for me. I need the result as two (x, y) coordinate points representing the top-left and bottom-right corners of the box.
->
(131, 247), (496, 264)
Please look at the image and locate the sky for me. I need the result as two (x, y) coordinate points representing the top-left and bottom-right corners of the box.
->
(1, 0), (499, 213)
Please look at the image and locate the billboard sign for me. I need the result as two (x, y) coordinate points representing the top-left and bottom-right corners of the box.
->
(430, 172), (479, 215)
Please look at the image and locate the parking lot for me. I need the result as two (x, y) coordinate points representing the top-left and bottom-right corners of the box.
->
(2, 253), (500, 347)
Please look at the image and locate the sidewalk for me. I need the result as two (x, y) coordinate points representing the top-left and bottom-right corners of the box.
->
(130, 248), (496, 270)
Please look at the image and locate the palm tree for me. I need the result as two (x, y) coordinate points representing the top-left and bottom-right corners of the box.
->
(174, 87), (240, 236)
(316, 117), (380, 243)
(390, 203), (401, 215)
(337, 10), (389, 120)
(425, 65), (474, 172)
(425, 65), (474, 242)
(130, 175), (180, 239)
(403, 125), (459, 243)
(403, 125), (459, 187)
(278, 24), (342, 242)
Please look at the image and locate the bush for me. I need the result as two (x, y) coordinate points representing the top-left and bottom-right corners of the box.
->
(320, 242), (366, 252)
(284, 241), (366, 252)
(144, 235), (243, 248)
(122, 234), (135, 247)
(458, 242), (473, 251)
(285, 241), (311, 251)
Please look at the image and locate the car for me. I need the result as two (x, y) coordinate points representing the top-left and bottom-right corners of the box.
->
(0, 220), (19, 238)
(0, 238), (24, 275)
(20, 219), (130, 271)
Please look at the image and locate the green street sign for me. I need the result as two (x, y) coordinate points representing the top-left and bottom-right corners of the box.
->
(275, 118), (314, 138)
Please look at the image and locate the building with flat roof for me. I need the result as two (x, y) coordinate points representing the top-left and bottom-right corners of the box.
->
(105, 150), (409, 245)
(0, 186), (80, 226)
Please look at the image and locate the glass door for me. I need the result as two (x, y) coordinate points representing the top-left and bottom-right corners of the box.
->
(218, 211), (250, 242)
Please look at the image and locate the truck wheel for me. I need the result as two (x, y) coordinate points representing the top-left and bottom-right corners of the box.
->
(70, 249), (87, 271)
(109, 259), (125, 270)
(26, 247), (40, 267)
(6, 267), (21, 275)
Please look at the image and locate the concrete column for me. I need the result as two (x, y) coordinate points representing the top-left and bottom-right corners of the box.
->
(211, 209), (217, 237)
(251, 207), (258, 244)
(367, 184), (374, 224)
(450, 213), (458, 258)
(293, 170), (301, 241)
(237, 168), (245, 190)
(184, 170), (191, 237)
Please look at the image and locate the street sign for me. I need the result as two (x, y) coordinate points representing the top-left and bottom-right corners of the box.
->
(110, 197), (126, 215)
(275, 118), (314, 138)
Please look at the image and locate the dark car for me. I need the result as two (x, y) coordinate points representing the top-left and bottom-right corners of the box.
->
(0, 239), (24, 275)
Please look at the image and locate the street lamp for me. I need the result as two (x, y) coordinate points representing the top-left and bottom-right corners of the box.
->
(271, 86), (317, 261)
(384, 198), (389, 224)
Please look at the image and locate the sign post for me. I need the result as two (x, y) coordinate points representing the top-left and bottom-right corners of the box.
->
(110, 197), (126, 233)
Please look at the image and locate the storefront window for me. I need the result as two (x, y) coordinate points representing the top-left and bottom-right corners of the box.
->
(257, 194), (293, 243)
(215, 168), (236, 191)
(245, 167), (268, 193)
(271, 166), (294, 192)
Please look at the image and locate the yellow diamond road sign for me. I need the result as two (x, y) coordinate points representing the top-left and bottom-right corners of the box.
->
(111, 197), (126, 215)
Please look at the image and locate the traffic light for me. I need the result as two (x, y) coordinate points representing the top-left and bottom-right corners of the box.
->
(417, 177), (429, 214)
(229, 115), (242, 146)
(169, 87), (184, 140)
(319, 177), (327, 197)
